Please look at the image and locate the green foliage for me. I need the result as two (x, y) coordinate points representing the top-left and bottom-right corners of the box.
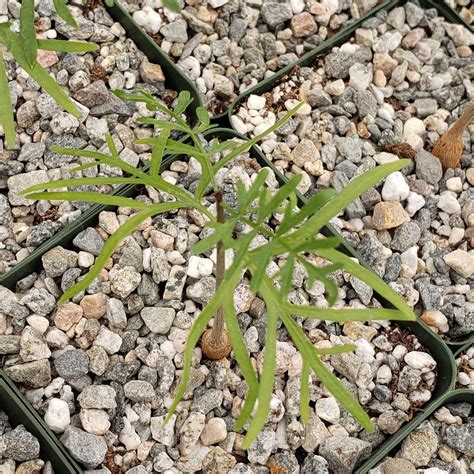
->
(0, 2), (97, 147)
(24, 91), (416, 448)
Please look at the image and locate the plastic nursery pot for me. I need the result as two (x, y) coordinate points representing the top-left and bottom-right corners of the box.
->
(211, 127), (457, 473)
(104, 0), (203, 123)
(357, 388), (474, 473)
(454, 340), (474, 358)
(227, 0), (474, 346)
(0, 370), (82, 473)
(227, 0), (472, 126)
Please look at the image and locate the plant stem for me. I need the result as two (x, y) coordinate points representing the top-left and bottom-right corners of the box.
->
(209, 191), (226, 345)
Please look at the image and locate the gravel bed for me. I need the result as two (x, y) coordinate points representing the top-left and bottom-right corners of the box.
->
(0, 2), (181, 275)
(0, 144), (439, 472)
(232, 2), (474, 342)
(122, 0), (383, 115)
(455, 346), (474, 389)
(446, 0), (473, 25)
(0, 411), (50, 473)
(371, 401), (473, 473)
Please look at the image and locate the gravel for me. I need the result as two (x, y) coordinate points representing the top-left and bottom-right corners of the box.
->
(232, 1), (474, 342)
(0, 413), (49, 472)
(0, 145), (438, 471)
(0, 2), (183, 275)
(122, 0), (384, 115)
(455, 346), (474, 389)
(372, 401), (473, 473)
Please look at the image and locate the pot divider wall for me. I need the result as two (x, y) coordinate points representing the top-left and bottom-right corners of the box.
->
(357, 388), (474, 473)
(2, 127), (456, 472)
(0, 370), (82, 473)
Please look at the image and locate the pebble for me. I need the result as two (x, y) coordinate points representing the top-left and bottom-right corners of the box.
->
(60, 426), (108, 469)
(443, 249), (474, 278)
(200, 418), (228, 445)
(44, 398), (71, 433)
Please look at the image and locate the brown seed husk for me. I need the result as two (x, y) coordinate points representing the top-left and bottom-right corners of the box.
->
(201, 328), (232, 360)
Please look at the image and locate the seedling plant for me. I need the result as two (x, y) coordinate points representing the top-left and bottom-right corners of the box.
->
(24, 90), (415, 448)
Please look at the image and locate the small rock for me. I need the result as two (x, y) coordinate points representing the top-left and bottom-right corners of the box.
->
(140, 307), (175, 334)
(124, 380), (156, 403)
(200, 417), (228, 445)
(54, 349), (89, 380)
(372, 201), (410, 230)
(443, 249), (474, 278)
(60, 426), (107, 469)
(319, 436), (372, 474)
(399, 421), (438, 467)
(77, 385), (116, 409)
(1, 425), (40, 461)
(44, 398), (71, 433)
(415, 150), (443, 185)
(315, 397), (340, 424)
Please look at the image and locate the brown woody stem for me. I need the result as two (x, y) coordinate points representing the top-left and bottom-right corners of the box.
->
(209, 191), (226, 345)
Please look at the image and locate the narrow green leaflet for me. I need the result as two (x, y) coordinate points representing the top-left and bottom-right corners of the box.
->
(299, 359), (310, 424)
(23, 191), (151, 210)
(222, 296), (259, 431)
(53, 0), (78, 28)
(20, 0), (37, 67)
(257, 174), (301, 224)
(317, 248), (415, 321)
(242, 298), (277, 448)
(174, 90), (193, 116)
(278, 254), (295, 299)
(280, 306), (373, 431)
(196, 106), (210, 129)
(37, 39), (98, 53)
(151, 129), (170, 176)
(6, 31), (79, 116)
(0, 53), (15, 148)
(162, 0), (182, 12)
(300, 259), (341, 307)
(282, 303), (407, 321)
(22, 177), (144, 193)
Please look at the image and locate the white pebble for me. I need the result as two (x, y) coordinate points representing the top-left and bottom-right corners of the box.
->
(44, 398), (70, 433)
(438, 191), (461, 214)
(406, 192), (425, 216)
(446, 177), (462, 192)
(247, 94), (267, 111)
(381, 172), (410, 201)
(355, 339), (375, 362)
(187, 256), (213, 279)
(404, 351), (436, 372)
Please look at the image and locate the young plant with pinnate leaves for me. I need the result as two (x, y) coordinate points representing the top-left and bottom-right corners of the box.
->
(24, 90), (415, 447)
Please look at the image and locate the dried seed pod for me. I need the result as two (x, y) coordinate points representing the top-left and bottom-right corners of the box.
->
(432, 102), (474, 170)
(201, 328), (232, 361)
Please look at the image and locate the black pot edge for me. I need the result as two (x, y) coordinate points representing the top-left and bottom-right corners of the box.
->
(0, 370), (83, 473)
